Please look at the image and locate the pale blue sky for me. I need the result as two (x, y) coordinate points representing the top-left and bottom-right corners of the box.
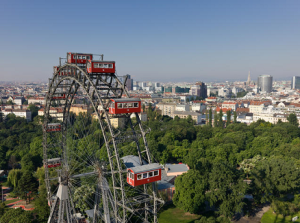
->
(0, 0), (299, 82)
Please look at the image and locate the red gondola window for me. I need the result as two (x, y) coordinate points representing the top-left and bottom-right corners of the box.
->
(136, 171), (159, 181)
(128, 172), (134, 180)
(94, 63), (114, 68)
(117, 103), (140, 109)
(94, 63), (102, 68)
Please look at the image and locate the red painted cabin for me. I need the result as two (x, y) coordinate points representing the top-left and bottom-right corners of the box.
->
(53, 66), (72, 76)
(45, 123), (61, 132)
(127, 163), (161, 187)
(109, 98), (141, 114)
(52, 94), (66, 100)
(87, 60), (115, 74)
(67, 52), (93, 64)
(44, 158), (61, 168)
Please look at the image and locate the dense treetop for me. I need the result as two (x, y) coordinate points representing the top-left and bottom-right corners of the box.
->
(1, 109), (300, 221)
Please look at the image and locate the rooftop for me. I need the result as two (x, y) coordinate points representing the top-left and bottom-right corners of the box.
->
(130, 163), (161, 174)
(121, 155), (147, 168)
(165, 163), (189, 173)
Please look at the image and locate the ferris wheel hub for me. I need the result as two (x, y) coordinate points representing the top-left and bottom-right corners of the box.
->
(56, 184), (69, 201)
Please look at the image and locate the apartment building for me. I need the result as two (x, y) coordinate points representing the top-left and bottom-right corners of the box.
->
(156, 103), (176, 116)
(28, 97), (46, 105)
(172, 111), (202, 124)
(69, 105), (93, 116)
(2, 109), (32, 121)
(222, 101), (238, 111)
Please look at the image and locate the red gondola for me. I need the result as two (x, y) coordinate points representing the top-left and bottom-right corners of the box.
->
(52, 94), (66, 100)
(86, 60), (115, 74)
(53, 66), (72, 76)
(45, 123), (61, 132)
(44, 158), (61, 168)
(53, 66), (60, 75)
(127, 163), (161, 187)
(109, 98), (141, 114)
(67, 52), (93, 64)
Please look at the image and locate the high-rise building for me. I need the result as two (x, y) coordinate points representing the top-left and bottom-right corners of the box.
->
(189, 81), (207, 98)
(125, 74), (133, 91)
(257, 75), (273, 93)
(291, 76), (300, 89)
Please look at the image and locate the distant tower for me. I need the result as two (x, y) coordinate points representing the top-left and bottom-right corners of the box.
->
(257, 74), (273, 93)
(247, 71), (251, 85)
(291, 76), (300, 89)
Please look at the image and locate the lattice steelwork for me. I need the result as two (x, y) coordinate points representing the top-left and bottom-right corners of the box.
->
(43, 55), (164, 223)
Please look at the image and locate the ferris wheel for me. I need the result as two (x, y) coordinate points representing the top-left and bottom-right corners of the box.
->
(43, 52), (164, 223)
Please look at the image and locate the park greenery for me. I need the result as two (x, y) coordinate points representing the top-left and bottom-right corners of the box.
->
(1, 106), (300, 222)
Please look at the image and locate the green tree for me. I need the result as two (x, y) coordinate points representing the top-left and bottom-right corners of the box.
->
(6, 100), (14, 105)
(173, 169), (208, 213)
(17, 171), (38, 204)
(237, 91), (247, 98)
(234, 111), (237, 123)
(20, 154), (35, 172)
(0, 202), (6, 217)
(196, 216), (217, 223)
(209, 108), (212, 127)
(287, 113), (298, 127)
(214, 110), (218, 127)
(7, 169), (23, 188)
(28, 104), (39, 120)
(73, 184), (95, 214)
(0, 208), (33, 223)
(218, 109), (223, 128)
(226, 110), (231, 127)
(187, 115), (193, 124)
(208, 161), (247, 217)
(239, 155), (265, 178)
(0, 146), (8, 169)
(34, 167), (49, 222)
(252, 157), (300, 203)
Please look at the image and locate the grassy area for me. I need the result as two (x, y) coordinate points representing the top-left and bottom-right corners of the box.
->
(4, 199), (19, 205)
(261, 208), (300, 223)
(158, 204), (202, 223)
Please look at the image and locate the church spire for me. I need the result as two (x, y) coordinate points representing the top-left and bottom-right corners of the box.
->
(247, 71), (251, 85)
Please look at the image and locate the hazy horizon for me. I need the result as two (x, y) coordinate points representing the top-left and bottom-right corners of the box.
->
(1, 0), (299, 82)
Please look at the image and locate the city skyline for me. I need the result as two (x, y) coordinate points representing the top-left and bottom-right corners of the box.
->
(0, 0), (299, 82)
